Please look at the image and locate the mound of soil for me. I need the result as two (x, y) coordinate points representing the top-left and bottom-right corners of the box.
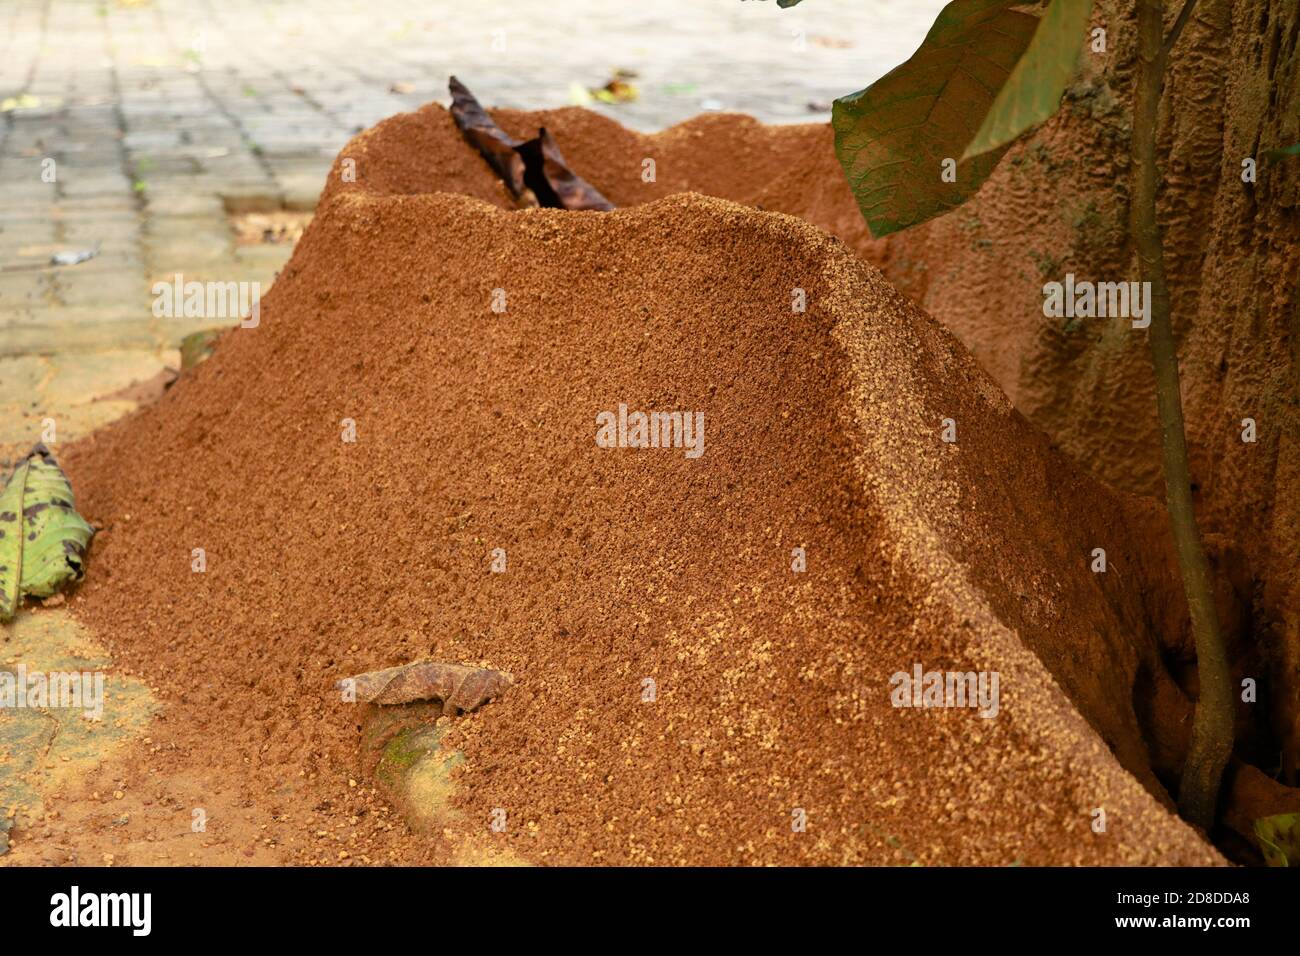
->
(61, 103), (1222, 865)
(334, 86), (1297, 772)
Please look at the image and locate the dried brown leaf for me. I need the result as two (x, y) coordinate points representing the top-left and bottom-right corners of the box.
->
(339, 660), (511, 713)
(518, 128), (615, 211)
(448, 77), (613, 212)
(449, 75), (529, 198)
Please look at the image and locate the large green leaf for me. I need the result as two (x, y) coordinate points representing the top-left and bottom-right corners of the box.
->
(962, 0), (1091, 159)
(832, 0), (1040, 238)
(1255, 812), (1300, 867)
(0, 444), (94, 622)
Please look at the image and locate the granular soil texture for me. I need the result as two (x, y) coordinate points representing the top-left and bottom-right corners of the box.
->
(59, 105), (1222, 866)
(324, 99), (1297, 688)
(321, 102), (871, 253)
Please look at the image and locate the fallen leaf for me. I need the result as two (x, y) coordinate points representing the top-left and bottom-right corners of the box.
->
(516, 128), (616, 211)
(448, 77), (614, 212)
(590, 70), (639, 104)
(449, 76), (530, 199)
(0, 444), (95, 623)
(339, 660), (511, 714)
(179, 329), (223, 371)
(1255, 812), (1300, 866)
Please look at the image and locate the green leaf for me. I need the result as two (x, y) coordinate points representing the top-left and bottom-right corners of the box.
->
(962, 0), (1091, 160)
(0, 444), (94, 623)
(832, 0), (1040, 238)
(1263, 142), (1300, 161)
(1254, 812), (1300, 867)
(180, 328), (222, 371)
(0, 459), (28, 621)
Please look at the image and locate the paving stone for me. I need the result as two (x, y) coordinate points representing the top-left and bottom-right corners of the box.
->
(144, 226), (231, 260)
(233, 244), (294, 270)
(55, 270), (149, 308)
(0, 0), (942, 403)
(0, 318), (159, 357)
(217, 183), (285, 214)
(59, 218), (143, 243)
(144, 193), (228, 218)
(277, 171), (327, 211)
(60, 175), (134, 198)
(52, 196), (138, 214)
(0, 271), (56, 308)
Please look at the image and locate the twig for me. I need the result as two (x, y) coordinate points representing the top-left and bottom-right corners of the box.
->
(1162, 0), (1200, 57)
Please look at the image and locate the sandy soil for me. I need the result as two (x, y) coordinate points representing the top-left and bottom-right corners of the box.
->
(5, 101), (1228, 866)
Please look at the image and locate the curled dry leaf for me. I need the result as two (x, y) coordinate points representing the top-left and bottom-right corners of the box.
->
(448, 76), (614, 212)
(517, 127), (615, 211)
(339, 660), (511, 714)
(449, 75), (529, 199)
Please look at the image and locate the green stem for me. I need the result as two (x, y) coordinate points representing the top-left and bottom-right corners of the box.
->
(1131, 0), (1231, 832)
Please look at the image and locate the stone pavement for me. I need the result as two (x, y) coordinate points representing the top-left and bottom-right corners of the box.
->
(0, 0), (943, 457)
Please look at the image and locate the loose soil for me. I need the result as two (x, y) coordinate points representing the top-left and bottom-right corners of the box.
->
(13, 102), (1238, 866)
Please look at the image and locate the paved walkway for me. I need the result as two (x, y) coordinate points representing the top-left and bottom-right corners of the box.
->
(0, 0), (942, 457)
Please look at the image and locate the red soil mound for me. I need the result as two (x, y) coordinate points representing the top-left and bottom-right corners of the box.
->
(334, 96), (1296, 720)
(62, 104), (1220, 865)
